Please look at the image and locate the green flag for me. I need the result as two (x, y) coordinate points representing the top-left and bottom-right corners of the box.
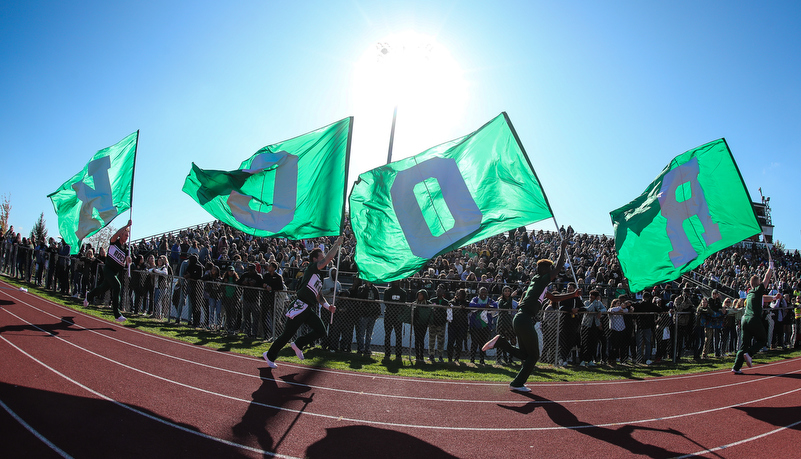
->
(610, 139), (761, 292)
(48, 131), (138, 255)
(182, 117), (352, 239)
(350, 112), (553, 283)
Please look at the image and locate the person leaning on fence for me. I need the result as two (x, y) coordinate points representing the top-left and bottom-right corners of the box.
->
(84, 220), (133, 323)
(672, 287), (696, 362)
(557, 282), (583, 366)
(429, 285), (449, 363)
(579, 289), (606, 367)
(732, 262), (781, 374)
(260, 261), (284, 339)
(203, 264), (223, 330)
(382, 280), (408, 361)
(482, 237), (580, 392)
(698, 294), (726, 359)
(468, 287), (497, 365)
(262, 236), (343, 369)
(608, 297), (630, 364)
(354, 280), (380, 356)
(495, 285), (519, 365)
(793, 295), (801, 349)
(447, 289), (470, 363)
(631, 291), (661, 365)
(412, 289), (432, 364)
(221, 266), (239, 334)
(184, 254), (204, 327)
(238, 263), (262, 337)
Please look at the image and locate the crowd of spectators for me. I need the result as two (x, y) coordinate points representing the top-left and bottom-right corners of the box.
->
(2, 217), (800, 367)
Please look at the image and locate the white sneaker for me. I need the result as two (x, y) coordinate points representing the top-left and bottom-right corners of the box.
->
(482, 335), (500, 352)
(588, 361), (596, 367)
(290, 342), (305, 360)
(116, 316), (126, 323)
(262, 351), (278, 368)
(645, 359), (653, 365)
(744, 353), (752, 368)
(509, 384), (532, 393)
(579, 361), (587, 367)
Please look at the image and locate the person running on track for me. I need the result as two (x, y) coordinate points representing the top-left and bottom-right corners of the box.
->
(732, 261), (781, 374)
(84, 220), (133, 323)
(262, 236), (343, 368)
(482, 236), (581, 392)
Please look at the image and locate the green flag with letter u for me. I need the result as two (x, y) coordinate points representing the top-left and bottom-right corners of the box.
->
(350, 112), (553, 283)
(610, 138), (761, 292)
(48, 131), (138, 255)
(182, 117), (352, 239)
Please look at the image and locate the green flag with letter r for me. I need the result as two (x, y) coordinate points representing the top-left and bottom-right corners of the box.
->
(48, 131), (138, 255)
(182, 117), (352, 239)
(610, 138), (761, 293)
(350, 112), (553, 283)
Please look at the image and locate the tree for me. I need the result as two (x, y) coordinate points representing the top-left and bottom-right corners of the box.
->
(30, 212), (48, 247)
(773, 239), (786, 253)
(0, 193), (10, 235)
(84, 225), (116, 252)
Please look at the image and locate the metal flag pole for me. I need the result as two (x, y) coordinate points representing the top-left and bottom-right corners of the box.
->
(331, 117), (354, 325)
(330, 247), (342, 325)
(386, 105), (398, 164)
(126, 130), (140, 278)
(551, 216), (579, 285)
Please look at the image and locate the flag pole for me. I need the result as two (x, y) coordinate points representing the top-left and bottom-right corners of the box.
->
(551, 216), (579, 285)
(503, 112), (575, 284)
(386, 105), (398, 164)
(127, 130), (140, 277)
(331, 117), (354, 325)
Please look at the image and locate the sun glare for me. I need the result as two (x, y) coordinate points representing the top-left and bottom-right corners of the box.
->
(351, 31), (468, 170)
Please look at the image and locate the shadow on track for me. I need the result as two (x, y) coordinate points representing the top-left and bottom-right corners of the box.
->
(0, 382), (250, 458)
(498, 393), (698, 458)
(306, 425), (458, 459)
(0, 316), (114, 336)
(231, 368), (316, 458)
(734, 405), (801, 430)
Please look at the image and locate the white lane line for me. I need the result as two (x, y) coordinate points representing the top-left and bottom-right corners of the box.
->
(0, 398), (75, 459)
(3, 291), (801, 405)
(677, 417), (801, 458)
(3, 308), (801, 432)
(0, 334), (301, 459)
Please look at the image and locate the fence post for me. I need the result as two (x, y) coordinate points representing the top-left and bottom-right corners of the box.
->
(555, 309), (561, 365)
(672, 314), (679, 363)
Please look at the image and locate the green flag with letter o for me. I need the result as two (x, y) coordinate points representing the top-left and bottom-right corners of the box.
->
(350, 112), (553, 283)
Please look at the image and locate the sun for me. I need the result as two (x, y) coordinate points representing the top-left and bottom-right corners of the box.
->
(351, 31), (468, 170)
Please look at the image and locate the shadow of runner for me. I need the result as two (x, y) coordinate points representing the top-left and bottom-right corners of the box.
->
(734, 405), (801, 430)
(306, 425), (458, 459)
(231, 369), (314, 457)
(498, 393), (693, 458)
(0, 316), (114, 336)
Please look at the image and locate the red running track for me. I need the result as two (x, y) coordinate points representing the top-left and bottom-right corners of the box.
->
(1, 280), (800, 459)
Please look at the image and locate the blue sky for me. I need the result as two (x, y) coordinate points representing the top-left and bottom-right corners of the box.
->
(1, 1), (799, 249)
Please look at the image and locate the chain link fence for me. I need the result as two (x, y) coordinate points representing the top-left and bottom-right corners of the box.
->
(2, 241), (800, 366)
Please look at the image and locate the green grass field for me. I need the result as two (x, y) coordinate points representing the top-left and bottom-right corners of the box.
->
(6, 275), (799, 383)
